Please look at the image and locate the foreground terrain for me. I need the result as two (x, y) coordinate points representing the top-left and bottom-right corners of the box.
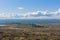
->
(0, 23), (60, 40)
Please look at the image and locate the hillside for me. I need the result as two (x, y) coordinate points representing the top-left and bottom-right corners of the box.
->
(0, 24), (60, 40)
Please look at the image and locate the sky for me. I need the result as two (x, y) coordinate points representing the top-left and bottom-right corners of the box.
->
(0, 0), (60, 19)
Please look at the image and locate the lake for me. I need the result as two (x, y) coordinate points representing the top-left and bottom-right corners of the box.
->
(0, 19), (60, 24)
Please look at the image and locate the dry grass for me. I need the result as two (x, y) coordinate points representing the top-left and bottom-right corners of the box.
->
(0, 24), (60, 40)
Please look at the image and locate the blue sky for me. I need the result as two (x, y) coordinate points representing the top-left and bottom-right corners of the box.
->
(0, 0), (60, 19)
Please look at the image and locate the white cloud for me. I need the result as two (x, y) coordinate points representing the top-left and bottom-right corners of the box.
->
(19, 9), (60, 19)
(40, 10), (48, 15)
(18, 7), (24, 10)
(0, 8), (60, 19)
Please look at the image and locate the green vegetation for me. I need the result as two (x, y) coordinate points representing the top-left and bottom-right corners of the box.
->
(0, 23), (48, 28)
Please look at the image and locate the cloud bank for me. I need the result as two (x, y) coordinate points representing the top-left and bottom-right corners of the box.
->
(0, 9), (60, 19)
